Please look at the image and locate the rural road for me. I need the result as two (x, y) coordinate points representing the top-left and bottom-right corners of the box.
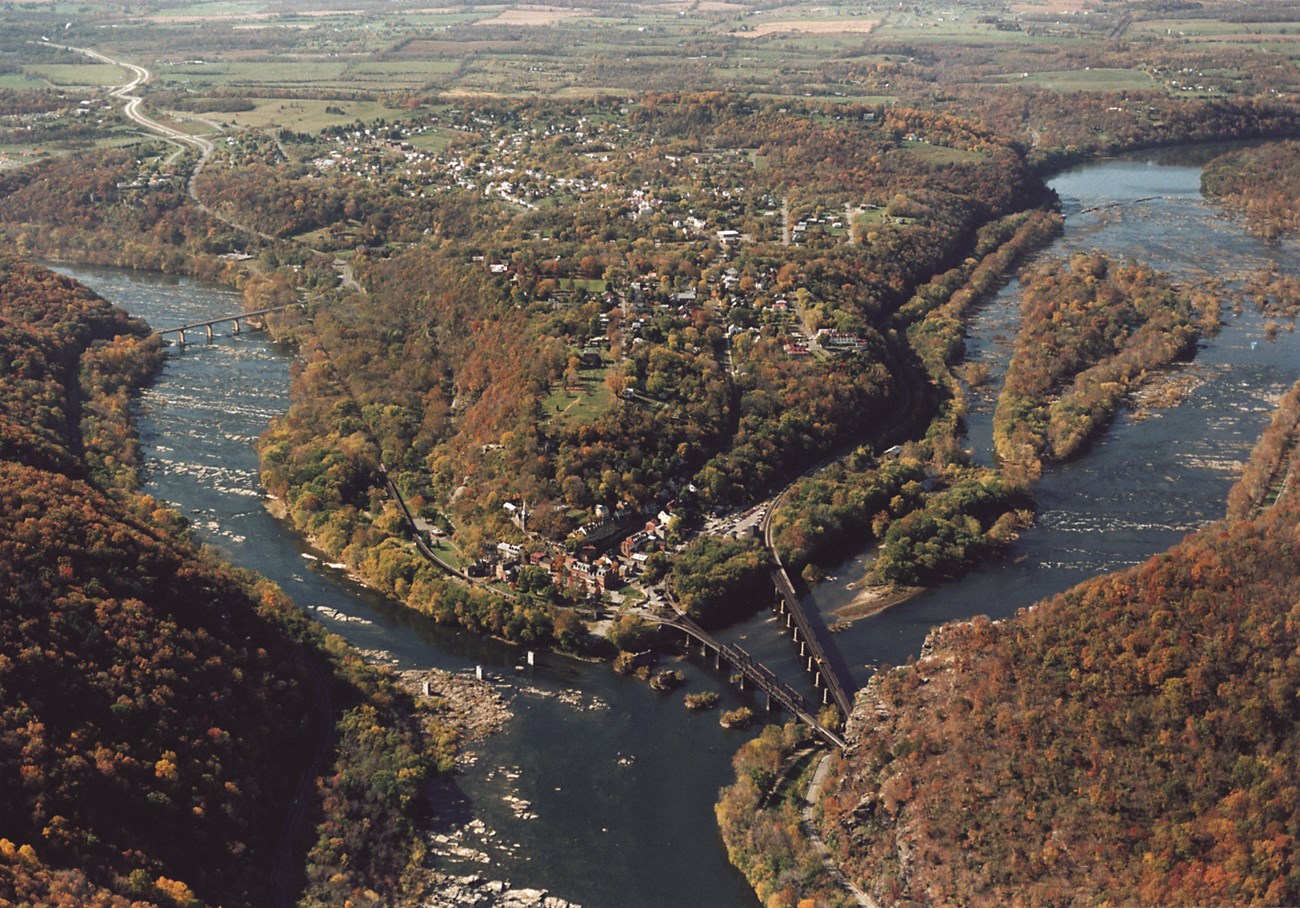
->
(38, 40), (362, 292)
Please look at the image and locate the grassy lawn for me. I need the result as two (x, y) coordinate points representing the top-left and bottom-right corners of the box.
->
(428, 537), (465, 570)
(403, 127), (462, 153)
(155, 60), (352, 89)
(1130, 18), (1300, 38)
(558, 278), (608, 293)
(344, 60), (460, 90)
(543, 368), (615, 430)
(0, 73), (45, 90)
(619, 586), (648, 608)
(151, 0), (266, 16)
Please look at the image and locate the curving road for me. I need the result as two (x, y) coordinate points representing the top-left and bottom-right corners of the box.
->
(53, 40), (365, 293)
(42, 40), (213, 159)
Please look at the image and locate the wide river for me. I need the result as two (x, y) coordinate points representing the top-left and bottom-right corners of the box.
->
(54, 144), (1300, 907)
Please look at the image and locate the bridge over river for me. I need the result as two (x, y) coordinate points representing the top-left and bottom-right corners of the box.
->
(154, 303), (303, 345)
(761, 494), (857, 721)
(379, 466), (850, 748)
(657, 608), (847, 750)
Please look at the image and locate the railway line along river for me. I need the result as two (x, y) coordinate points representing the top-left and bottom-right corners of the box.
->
(52, 142), (1300, 907)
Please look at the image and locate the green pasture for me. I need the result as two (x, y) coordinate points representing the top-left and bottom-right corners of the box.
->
(853, 207), (887, 226)
(347, 60), (459, 84)
(153, 114), (216, 138)
(427, 537), (464, 570)
(997, 68), (1156, 92)
(404, 127), (463, 153)
(0, 73), (45, 90)
(0, 144), (51, 166)
(558, 278), (608, 293)
(156, 61), (351, 88)
(872, 8), (1031, 42)
(398, 11), (493, 27)
(151, 0), (266, 16)
(23, 63), (126, 87)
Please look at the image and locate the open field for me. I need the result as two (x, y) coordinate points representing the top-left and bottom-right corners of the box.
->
(996, 68), (1157, 92)
(399, 126), (464, 152)
(206, 98), (401, 131)
(145, 0), (267, 18)
(0, 0), (1143, 105)
(1007, 0), (1094, 11)
(426, 537), (464, 570)
(0, 0), (1295, 119)
(481, 6), (592, 26)
(23, 63), (127, 87)
(543, 368), (615, 432)
(0, 73), (47, 90)
(1128, 18), (1300, 39)
(731, 17), (879, 39)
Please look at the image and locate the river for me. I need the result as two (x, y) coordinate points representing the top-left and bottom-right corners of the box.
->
(51, 144), (1300, 907)
(805, 144), (1300, 678)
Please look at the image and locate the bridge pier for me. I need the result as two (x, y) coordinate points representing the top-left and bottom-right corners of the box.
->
(205, 324), (213, 343)
(823, 689), (830, 706)
(799, 639), (806, 657)
(765, 691), (773, 712)
(786, 613), (793, 628)
(714, 649), (721, 670)
(231, 318), (240, 335)
(177, 329), (186, 346)
(814, 670), (822, 688)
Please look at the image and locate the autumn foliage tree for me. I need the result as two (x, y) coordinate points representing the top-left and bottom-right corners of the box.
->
(0, 259), (442, 906)
(814, 390), (1300, 904)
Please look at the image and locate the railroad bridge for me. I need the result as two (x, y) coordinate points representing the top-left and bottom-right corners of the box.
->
(381, 463), (852, 749)
(757, 484), (858, 724)
(154, 303), (303, 345)
(768, 565), (855, 719)
(659, 611), (847, 750)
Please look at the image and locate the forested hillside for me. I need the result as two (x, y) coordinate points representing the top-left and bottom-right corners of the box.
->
(0, 259), (439, 907)
(815, 383), (1300, 906)
(1202, 140), (1300, 238)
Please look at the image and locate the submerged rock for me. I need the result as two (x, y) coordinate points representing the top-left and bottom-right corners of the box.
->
(422, 874), (580, 907)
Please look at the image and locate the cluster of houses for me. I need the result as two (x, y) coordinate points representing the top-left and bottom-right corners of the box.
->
(790, 214), (845, 243)
(301, 106), (781, 247)
(465, 512), (678, 599)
